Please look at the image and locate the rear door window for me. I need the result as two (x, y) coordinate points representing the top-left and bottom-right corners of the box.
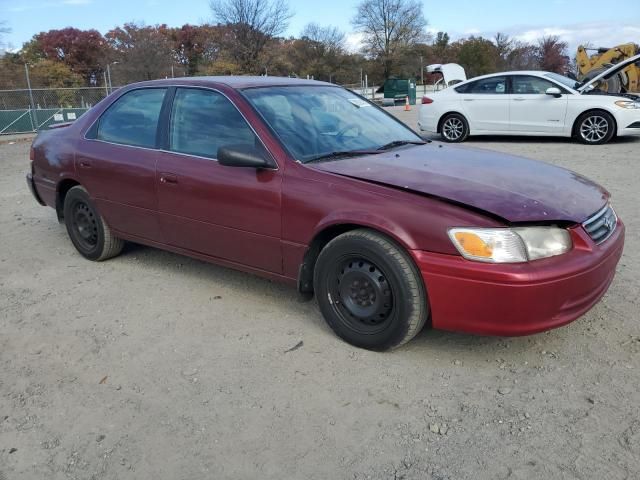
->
(97, 88), (167, 148)
(458, 76), (507, 94)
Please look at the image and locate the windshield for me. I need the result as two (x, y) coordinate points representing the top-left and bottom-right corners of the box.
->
(544, 72), (580, 90)
(242, 86), (423, 163)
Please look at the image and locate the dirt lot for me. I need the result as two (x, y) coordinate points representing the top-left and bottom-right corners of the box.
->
(1, 116), (639, 479)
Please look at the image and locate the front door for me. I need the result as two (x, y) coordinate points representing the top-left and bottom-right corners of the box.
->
(156, 87), (282, 274)
(77, 87), (167, 240)
(509, 75), (569, 133)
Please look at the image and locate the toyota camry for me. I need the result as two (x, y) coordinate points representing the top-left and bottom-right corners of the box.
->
(27, 76), (625, 350)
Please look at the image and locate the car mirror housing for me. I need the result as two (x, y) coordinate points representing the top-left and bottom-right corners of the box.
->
(217, 145), (275, 169)
(545, 87), (562, 97)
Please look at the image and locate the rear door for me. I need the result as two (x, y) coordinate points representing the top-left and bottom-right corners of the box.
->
(458, 76), (509, 132)
(508, 75), (569, 133)
(155, 87), (283, 273)
(77, 88), (167, 240)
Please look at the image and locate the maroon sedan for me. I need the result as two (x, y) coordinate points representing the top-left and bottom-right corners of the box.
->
(27, 77), (624, 350)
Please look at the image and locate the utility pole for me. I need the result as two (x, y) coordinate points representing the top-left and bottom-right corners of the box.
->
(420, 56), (424, 85)
(103, 71), (109, 96)
(106, 64), (113, 93)
(24, 64), (37, 131)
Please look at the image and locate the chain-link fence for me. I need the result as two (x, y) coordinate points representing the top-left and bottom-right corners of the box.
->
(0, 86), (110, 134)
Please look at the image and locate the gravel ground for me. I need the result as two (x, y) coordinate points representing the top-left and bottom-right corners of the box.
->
(1, 114), (639, 479)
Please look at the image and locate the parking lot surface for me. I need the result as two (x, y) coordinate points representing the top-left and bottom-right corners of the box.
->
(1, 114), (639, 479)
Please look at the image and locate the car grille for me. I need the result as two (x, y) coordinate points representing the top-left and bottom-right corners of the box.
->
(582, 204), (617, 244)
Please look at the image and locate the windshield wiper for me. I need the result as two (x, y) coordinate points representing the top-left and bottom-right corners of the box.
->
(304, 149), (381, 164)
(376, 140), (427, 151)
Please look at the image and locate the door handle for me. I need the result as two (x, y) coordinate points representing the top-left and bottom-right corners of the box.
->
(463, 98), (474, 101)
(513, 97), (526, 101)
(159, 173), (178, 184)
(79, 160), (92, 168)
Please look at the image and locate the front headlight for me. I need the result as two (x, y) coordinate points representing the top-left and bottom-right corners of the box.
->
(614, 100), (640, 109)
(448, 227), (572, 263)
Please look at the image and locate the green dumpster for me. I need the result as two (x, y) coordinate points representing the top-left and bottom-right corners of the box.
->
(382, 77), (417, 105)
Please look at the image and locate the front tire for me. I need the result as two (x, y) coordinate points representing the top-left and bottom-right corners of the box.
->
(313, 229), (429, 350)
(63, 186), (124, 261)
(440, 113), (469, 143)
(575, 110), (615, 145)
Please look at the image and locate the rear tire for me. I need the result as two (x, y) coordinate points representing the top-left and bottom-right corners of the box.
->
(440, 113), (469, 142)
(575, 110), (616, 145)
(313, 229), (429, 350)
(63, 186), (124, 261)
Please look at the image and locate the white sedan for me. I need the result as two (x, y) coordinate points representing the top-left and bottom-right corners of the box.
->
(418, 54), (640, 145)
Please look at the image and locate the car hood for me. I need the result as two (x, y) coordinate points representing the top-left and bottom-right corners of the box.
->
(577, 52), (640, 92)
(310, 144), (608, 224)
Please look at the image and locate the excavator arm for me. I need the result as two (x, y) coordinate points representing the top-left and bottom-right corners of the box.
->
(576, 43), (640, 93)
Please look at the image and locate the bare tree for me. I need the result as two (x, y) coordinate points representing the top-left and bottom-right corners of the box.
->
(352, 0), (428, 78)
(210, 0), (292, 73)
(301, 23), (345, 55)
(493, 32), (512, 69)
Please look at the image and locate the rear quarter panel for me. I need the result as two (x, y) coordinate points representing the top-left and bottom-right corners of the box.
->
(31, 126), (80, 208)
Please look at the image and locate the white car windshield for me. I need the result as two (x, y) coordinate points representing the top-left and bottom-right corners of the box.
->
(243, 86), (424, 163)
(544, 72), (581, 90)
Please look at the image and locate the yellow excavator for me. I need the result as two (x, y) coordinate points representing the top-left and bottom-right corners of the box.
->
(575, 43), (640, 93)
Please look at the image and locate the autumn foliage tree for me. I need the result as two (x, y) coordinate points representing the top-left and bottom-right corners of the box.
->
(105, 23), (175, 83)
(536, 36), (569, 73)
(171, 24), (225, 76)
(22, 28), (106, 84)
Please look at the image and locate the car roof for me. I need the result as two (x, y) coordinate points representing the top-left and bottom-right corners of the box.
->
(460, 71), (562, 83)
(125, 76), (335, 90)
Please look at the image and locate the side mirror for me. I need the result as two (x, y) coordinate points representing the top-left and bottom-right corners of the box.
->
(545, 87), (562, 97)
(217, 145), (274, 169)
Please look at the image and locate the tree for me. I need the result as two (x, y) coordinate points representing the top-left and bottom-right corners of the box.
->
(0, 21), (10, 49)
(432, 31), (449, 59)
(352, 0), (428, 78)
(210, 0), (293, 73)
(290, 23), (347, 80)
(506, 41), (539, 70)
(171, 24), (224, 76)
(536, 36), (569, 73)
(300, 23), (345, 56)
(493, 32), (512, 70)
(455, 36), (499, 77)
(105, 23), (175, 83)
(22, 28), (107, 85)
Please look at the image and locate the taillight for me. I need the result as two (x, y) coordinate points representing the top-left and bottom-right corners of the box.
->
(30, 145), (35, 161)
(421, 97), (434, 104)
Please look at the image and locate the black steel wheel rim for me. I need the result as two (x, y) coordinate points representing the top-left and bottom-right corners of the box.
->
(327, 256), (394, 334)
(71, 200), (98, 251)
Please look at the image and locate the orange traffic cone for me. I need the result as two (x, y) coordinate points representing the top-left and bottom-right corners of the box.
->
(404, 96), (411, 111)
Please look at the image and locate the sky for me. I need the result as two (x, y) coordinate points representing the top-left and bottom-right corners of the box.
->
(1, 0), (639, 54)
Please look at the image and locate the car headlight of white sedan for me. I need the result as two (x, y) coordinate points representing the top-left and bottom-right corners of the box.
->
(448, 227), (572, 263)
(614, 100), (640, 109)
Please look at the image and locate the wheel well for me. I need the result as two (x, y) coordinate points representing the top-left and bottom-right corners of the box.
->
(56, 179), (80, 221)
(437, 111), (467, 133)
(297, 223), (366, 294)
(572, 109), (618, 137)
